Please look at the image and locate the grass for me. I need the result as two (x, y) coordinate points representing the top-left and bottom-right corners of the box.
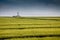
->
(6, 37), (60, 40)
(0, 17), (60, 40)
(0, 28), (60, 37)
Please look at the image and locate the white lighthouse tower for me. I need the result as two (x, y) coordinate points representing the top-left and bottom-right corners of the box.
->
(17, 12), (20, 17)
(16, 12), (20, 17)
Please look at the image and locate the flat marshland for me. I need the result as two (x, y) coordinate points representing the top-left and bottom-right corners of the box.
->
(0, 17), (60, 40)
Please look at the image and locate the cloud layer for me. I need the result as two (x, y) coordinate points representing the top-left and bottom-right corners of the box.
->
(0, 0), (60, 16)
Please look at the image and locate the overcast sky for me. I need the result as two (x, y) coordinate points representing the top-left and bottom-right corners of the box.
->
(0, 0), (60, 16)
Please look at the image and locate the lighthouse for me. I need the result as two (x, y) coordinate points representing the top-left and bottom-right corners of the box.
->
(17, 12), (20, 17)
(13, 12), (20, 17)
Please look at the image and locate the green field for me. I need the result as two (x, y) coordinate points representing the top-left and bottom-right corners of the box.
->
(0, 17), (60, 40)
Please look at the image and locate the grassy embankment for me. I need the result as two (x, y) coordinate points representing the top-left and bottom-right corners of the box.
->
(0, 17), (60, 40)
